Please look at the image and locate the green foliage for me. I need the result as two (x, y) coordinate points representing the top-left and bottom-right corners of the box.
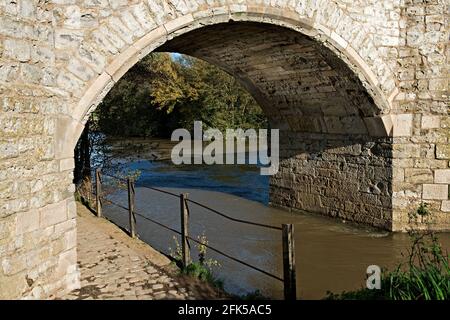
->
(169, 235), (183, 262)
(325, 288), (384, 300)
(93, 54), (176, 137)
(182, 262), (224, 290)
(93, 53), (267, 138)
(111, 169), (142, 190)
(195, 233), (220, 270)
(74, 190), (91, 208)
(416, 202), (430, 217)
(408, 202), (431, 225)
(325, 232), (449, 300)
(169, 233), (223, 289)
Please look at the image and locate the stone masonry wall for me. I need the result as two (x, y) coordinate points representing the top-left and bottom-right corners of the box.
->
(272, 132), (393, 230)
(0, 0), (448, 299)
(0, 0), (80, 299)
(390, 0), (449, 231)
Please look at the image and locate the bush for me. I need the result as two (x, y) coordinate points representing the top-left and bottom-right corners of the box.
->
(169, 233), (224, 289)
(182, 262), (224, 289)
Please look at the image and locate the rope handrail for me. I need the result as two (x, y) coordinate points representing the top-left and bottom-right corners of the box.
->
(185, 234), (283, 282)
(185, 198), (282, 231)
(100, 172), (128, 183)
(100, 171), (181, 197)
(91, 166), (297, 299)
(100, 196), (283, 282)
(139, 185), (180, 198)
(101, 197), (182, 236)
(97, 168), (281, 231)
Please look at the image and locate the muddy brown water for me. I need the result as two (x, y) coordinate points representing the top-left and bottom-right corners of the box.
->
(95, 138), (449, 299)
(102, 187), (450, 299)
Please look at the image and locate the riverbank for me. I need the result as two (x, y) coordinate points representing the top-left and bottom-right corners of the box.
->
(63, 203), (226, 300)
(103, 137), (176, 161)
(89, 137), (450, 298)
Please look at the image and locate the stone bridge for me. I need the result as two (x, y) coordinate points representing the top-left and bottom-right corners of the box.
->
(0, 0), (448, 299)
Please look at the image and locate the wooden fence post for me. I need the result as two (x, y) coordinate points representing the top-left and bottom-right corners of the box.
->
(95, 168), (102, 218)
(282, 223), (296, 300)
(127, 178), (136, 238)
(180, 193), (190, 268)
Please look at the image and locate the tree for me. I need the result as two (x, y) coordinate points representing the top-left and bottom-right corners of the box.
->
(92, 52), (267, 138)
(74, 121), (93, 204)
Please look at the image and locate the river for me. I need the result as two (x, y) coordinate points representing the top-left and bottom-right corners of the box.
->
(96, 138), (450, 299)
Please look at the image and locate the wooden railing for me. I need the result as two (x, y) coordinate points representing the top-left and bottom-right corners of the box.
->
(93, 168), (297, 300)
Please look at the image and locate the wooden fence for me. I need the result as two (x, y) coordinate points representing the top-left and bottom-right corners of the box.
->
(94, 168), (297, 300)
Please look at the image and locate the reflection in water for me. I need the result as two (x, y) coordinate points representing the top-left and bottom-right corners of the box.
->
(98, 141), (450, 299)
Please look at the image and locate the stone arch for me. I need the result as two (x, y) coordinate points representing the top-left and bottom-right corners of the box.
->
(3, 0), (450, 300)
(2, 0), (449, 300)
(58, 3), (399, 157)
(49, 4), (401, 231)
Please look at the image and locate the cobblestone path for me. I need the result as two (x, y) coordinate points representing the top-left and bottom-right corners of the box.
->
(63, 203), (223, 300)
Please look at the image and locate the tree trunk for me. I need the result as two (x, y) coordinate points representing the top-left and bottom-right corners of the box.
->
(74, 121), (92, 203)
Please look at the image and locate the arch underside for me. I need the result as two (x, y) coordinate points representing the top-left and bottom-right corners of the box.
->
(159, 22), (381, 134)
(159, 22), (393, 229)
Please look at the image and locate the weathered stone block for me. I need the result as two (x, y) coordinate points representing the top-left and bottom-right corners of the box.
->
(1, 254), (27, 275)
(393, 143), (421, 158)
(54, 116), (83, 159)
(429, 78), (448, 91)
(393, 167), (405, 182)
(109, 0), (127, 10)
(164, 14), (194, 34)
(21, 64), (44, 84)
(55, 29), (84, 49)
(67, 58), (95, 82)
(0, 215), (15, 244)
(63, 229), (77, 251)
(67, 201), (77, 219)
(108, 16), (134, 44)
(55, 248), (77, 279)
(40, 200), (68, 228)
(434, 169), (450, 184)
(421, 115), (440, 129)
(100, 25), (127, 50)
(4, 39), (31, 62)
(405, 168), (433, 184)
(0, 271), (28, 299)
(19, 0), (36, 19)
(59, 158), (75, 172)
(15, 209), (39, 235)
(131, 3), (157, 29)
(422, 184), (449, 200)
(78, 43), (106, 74)
(436, 144), (450, 159)
(54, 218), (76, 235)
(56, 71), (84, 96)
(442, 200), (450, 212)
(392, 114), (413, 137)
